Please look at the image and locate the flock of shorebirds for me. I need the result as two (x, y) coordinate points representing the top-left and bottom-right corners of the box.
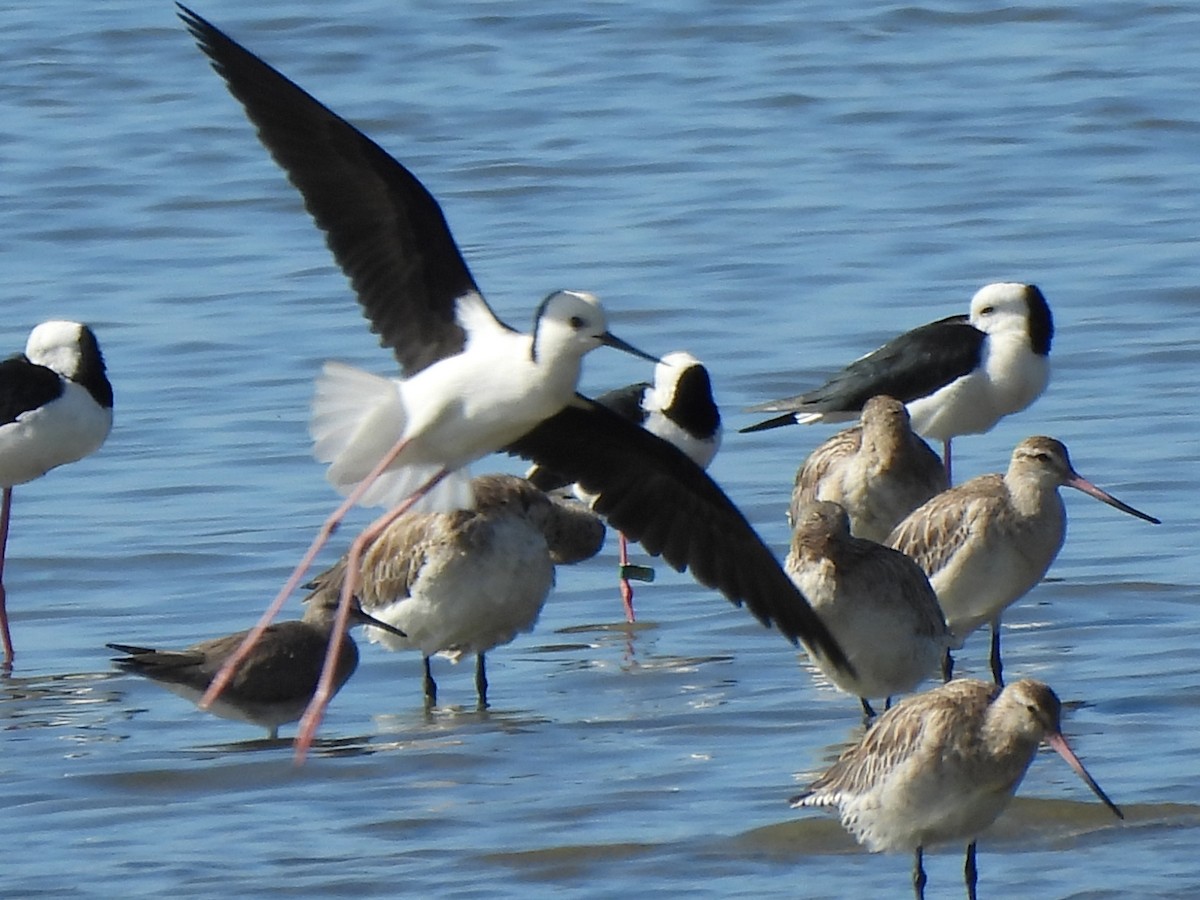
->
(0, 8), (1164, 898)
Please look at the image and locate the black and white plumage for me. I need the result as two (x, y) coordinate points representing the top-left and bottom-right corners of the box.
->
(178, 8), (851, 759)
(0, 321), (113, 666)
(305, 474), (605, 707)
(742, 283), (1053, 479)
(107, 593), (406, 740)
(527, 351), (722, 621)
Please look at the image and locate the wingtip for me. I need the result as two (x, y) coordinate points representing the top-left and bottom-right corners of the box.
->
(738, 412), (796, 434)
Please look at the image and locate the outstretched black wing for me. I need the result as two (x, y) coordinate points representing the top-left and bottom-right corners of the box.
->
(508, 397), (852, 672)
(180, 6), (492, 375)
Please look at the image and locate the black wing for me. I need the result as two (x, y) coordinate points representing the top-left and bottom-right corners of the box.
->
(743, 315), (983, 430)
(0, 356), (63, 427)
(179, 6), (488, 375)
(526, 382), (648, 492)
(507, 397), (852, 672)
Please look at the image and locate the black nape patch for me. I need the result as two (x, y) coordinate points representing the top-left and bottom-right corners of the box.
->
(1023, 285), (1054, 356)
(666, 366), (720, 437)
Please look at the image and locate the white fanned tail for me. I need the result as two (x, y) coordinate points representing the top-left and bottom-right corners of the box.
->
(310, 361), (473, 513)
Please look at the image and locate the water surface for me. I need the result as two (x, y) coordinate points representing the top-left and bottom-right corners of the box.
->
(1, 1), (1197, 896)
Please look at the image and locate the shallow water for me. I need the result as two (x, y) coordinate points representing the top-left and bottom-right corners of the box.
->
(1, 1), (1198, 896)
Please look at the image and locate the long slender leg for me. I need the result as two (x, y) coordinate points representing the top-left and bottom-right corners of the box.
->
(422, 655), (437, 707)
(475, 653), (488, 709)
(913, 847), (927, 900)
(201, 435), (418, 711)
(989, 619), (1004, 687)
(860, 697), (877, 721)
(943, 439), (953, 485)
(617, 531), (636, 622)
(0, 487), (12, 667)
(965, 841), (978, 900)
(942, 648), (954, 682)
(293, 467), (451, 762)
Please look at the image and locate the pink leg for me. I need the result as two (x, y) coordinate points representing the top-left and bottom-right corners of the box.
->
(0, 487), (12, 668)
(293, 467), (451, 763)
(201, 435), (416, 711)
(617, 531), (636, 623)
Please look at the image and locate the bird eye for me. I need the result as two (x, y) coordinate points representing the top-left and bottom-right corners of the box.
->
(980, 306), (995, 316)
(569, 315), (586, 329)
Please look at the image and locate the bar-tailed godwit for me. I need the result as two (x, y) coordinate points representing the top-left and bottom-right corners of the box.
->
(787, 395), (947, 542)
(887, 436), (1159, 683)
(790, 678), (1123, 899)
(786, 501), (950, 717)
(304, 474), (604, 707)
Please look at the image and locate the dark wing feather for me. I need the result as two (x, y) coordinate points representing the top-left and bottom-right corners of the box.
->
(526, 382), (649, 492)
(507, 397), (852, 672)
(595, 382), (651, 425)
(179, 6), (486, 374)
(108, 625), (355, 704)
(0, 356), (63, 426)
(744, 315), (983, 425)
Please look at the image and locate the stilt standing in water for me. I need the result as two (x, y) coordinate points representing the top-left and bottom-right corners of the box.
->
(0, 321), (112, 667)
(742, 283), (1053, 481)
(528, 351), (721, 621)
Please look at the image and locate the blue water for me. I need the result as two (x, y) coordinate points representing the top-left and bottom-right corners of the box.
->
(2, 1), (1198, 896)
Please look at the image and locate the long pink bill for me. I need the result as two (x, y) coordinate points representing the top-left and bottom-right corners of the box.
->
(1067, 474), (1160, 525)
(1045, 731), (1124, 820)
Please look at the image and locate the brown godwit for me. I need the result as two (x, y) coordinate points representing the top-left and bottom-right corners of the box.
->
(790, 678), (1123, 899)
(786, 501), (950, 718)
(787, 395), (947, 542)
(887, 436), (1159, 684)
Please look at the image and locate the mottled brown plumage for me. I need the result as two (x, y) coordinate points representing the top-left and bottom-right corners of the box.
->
(887, 436), (1159, 683)
(788, 395), (947, 542)
(305, 474), (604, 706)
(790, 678), (1123, 899)
(786, 501), (949, 715)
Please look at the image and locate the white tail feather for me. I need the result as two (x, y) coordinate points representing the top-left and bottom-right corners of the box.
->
(358, 462), (474, 512)
(310, 362), (474, 511)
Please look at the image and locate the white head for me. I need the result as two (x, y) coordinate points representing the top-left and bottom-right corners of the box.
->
(655, 350), (701, 382)
(24, 321), (100, 381)
(968, 283), (1054, 355)
(532, 290), (658, 365)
